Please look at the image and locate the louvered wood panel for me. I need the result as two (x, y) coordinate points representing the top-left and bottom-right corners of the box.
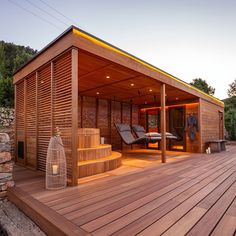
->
(26, 74), (37, 168)
(53, 52), (73, 178)
(16, 81), (25, 161)
(38, 64), (51, 171)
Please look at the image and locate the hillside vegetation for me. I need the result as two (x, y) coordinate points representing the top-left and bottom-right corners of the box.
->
(0, 41), (37, 107)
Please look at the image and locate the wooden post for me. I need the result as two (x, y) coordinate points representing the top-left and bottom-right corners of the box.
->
(161, 83), (166, 163)
(14, 84), (17, 162)
(35, 71), (38, 170)
(71, 48), (79, 185)
(24, 79), (27, 166)
(50, 62), (54, 136)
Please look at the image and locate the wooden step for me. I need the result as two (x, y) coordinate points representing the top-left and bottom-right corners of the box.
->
(78, 152), (122, 178)
(78, 144), (112, 161)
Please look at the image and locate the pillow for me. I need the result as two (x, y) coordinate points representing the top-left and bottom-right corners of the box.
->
(166, 132), (173, 136)
(145, 132), (161, 137)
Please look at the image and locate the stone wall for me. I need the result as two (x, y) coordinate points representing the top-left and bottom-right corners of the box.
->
(0, 108), (14, 128)
(0, 133), (14, 199)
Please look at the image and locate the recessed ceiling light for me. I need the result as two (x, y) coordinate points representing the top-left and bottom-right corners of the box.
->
(149, 89), (153, 92)
(176, 97), (179, 100)
(106, 75), (110, 79)
(130, 83), (134, 86)
(41, 80), (44, 84)
(96, 92), (100, 95)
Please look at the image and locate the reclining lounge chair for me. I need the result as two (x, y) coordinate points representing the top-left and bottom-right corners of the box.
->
(114, 123), (161, 145)
(132, 125), (177, 140)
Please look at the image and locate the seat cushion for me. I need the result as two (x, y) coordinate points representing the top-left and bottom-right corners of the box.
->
(115, 123), (131, 132)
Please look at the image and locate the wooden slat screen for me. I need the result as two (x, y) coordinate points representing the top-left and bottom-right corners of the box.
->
(37, 64), (51, 171)
(26, 74), (37, 168)
(53, 51), (73, 178)
(16, 81), (25, 137)
(16, 81), (25, 160)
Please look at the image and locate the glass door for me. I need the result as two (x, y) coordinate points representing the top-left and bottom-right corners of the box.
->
(168, 106), (185, 151)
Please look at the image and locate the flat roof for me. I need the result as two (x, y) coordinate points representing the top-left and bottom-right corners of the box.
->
(14, 25), (223, 105)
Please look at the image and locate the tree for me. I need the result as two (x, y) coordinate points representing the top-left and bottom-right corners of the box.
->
(227, 79), (236, 97)
(190, 78), (215, 95)
(0, 41), (37, 108)
(224, 96), (236, 140)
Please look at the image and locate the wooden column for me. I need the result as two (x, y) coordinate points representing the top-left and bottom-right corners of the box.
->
(50, 62), (54, 136)
(161, 83), (166, 163)
(71, 48), (79, 185)
(14, 84), (17, 162)
(24, 79), (27, 165)
(35, 71), (38, 170)
(198, 98), (203, 152)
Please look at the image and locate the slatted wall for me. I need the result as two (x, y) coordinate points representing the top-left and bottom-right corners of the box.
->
(37, 64), (52, 171)
(15, 81), (25, 161)
(26, 74), (37, 168)
(53, 51), (73, 178)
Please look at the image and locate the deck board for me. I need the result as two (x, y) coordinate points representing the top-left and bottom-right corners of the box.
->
(8, 147), (236, 236)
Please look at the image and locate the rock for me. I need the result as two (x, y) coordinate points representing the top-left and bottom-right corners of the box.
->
(0, 143), (11, 153)
(0, 173), (12, 181)
(0, 161), (14, 172)
(0, 133), (10, 143)
(0, 181), (15, 191)
(0, 191), (7, 199)
(0, 152), (11, 164)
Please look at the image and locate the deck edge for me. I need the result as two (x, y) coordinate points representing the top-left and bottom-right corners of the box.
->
(7, 186), (90, 236)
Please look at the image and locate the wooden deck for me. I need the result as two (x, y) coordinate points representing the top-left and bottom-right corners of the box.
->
(8, 146), (236, 236)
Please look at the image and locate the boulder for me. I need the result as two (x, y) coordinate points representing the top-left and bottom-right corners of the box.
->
(0, 133), (10, 143)
(0, 181), (14, 191)
(0, 173), (12, 181)
(0, 152), (11, 164)
(0, 162), (14, 173)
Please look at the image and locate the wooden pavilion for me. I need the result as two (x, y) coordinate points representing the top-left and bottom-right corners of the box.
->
(13, 26), (224, 185)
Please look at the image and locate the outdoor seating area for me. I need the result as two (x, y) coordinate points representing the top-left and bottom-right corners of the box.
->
(13, 26), (225, 185)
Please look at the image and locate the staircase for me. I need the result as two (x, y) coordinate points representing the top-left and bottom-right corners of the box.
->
(77, 128), (122, 178)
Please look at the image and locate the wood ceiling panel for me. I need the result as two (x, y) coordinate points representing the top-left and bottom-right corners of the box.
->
(78, 51), (197, 105)
(78, 52), (109, 76)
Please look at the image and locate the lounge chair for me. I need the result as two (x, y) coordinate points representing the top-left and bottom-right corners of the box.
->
(132, 125), (177, 140)
(114, 123), (161, 145)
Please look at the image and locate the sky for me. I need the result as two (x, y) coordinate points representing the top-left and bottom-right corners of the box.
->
(1, 0), (236, 99)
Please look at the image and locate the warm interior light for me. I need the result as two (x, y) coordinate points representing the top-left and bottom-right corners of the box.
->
(41, 80), (44, 84)
(106, 75), (110, 79)
(96, 92), (100, 95)
(130, 83), (134, 86)
(149, 89), (153, 92)
(176, 97), (179, 100)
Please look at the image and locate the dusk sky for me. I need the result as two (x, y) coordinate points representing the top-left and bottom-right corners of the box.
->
(1, 0), (236, 99)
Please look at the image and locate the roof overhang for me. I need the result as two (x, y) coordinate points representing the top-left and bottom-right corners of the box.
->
(13, 26), (224, 108)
